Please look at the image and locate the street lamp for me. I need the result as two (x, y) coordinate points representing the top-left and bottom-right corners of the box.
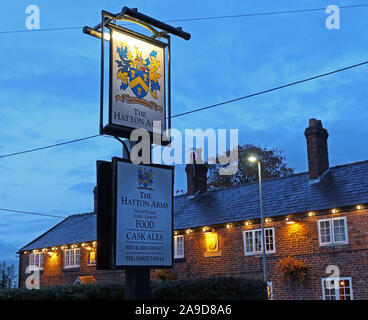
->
(248, 155), (267, 282)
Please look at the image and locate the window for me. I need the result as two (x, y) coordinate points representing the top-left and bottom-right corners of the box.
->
(318, 217), (348, 246)
(322, 277), (353, 300)
(29, 252), (44, 270)
(243, 228), (275, 255)
(174, 235), (184, 259)
(64, 248), (80, 268)
(88, 251), (96, 266)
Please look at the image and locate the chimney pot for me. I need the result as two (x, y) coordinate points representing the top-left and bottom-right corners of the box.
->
(185, 149), (208, 195)
(304, 118), (329, 181)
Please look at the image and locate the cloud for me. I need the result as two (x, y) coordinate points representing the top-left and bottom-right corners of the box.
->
(67, 168), (95, 179)
(0, 239), (19, 267)
(69, 182), (95, 194)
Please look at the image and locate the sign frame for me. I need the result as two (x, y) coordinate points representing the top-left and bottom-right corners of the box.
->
(111, 157), (174, 269)
(101, 22), (172, 145)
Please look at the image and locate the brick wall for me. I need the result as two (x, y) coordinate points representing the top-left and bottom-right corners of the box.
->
(18, 208), (368, 300)
(19, 247), (126, 288)
(172, 208), (368, 300)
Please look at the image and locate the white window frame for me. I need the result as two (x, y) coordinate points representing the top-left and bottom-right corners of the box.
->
(322, 277), (353, 300)
(174, 235), (184, 259)
(29, 252), (44, 270)
(242, 227), (275, 256)
(318, 217), (348, 246)
(64, 248), (80, 269)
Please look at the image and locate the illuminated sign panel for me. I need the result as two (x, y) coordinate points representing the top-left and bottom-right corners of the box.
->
(113, 158), (173, 268)
(205, 233), (219, 253)
(109, 26), (167, 136)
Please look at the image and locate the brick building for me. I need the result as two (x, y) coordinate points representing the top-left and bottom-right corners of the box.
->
(18, 119), (368, 300)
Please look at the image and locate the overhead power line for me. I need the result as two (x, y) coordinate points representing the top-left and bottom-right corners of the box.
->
(0, 208), (67, 219)
(0, 134), (100, 159)
(0, 26), (81, 34)
(1, 58), (368, 219)
(165, 4), (368, 23)
(0, 59), (368, 159)
(171, 60), (368, 118)
(0, 4), (368, 34)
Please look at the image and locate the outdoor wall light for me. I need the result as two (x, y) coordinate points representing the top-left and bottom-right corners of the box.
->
(203, 227), (214, 234)
(286, 217), (301, 225)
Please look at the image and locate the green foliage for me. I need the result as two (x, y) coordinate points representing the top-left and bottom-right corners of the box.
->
(279, 256), (307, 282)
(0, 277), (267, 300)
(152, 277), (267, 300)
(207, 144), (294, 190)
(0, 282), (125, 300)
(153, 269), (176, 281)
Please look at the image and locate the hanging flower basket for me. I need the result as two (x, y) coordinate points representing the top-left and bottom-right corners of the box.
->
(279, 256), (307, 282)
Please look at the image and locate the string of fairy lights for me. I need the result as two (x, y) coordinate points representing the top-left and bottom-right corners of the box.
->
(172, 204), (365, 236)
(21, 204), (366, 255)
(23, 241), (96, 255)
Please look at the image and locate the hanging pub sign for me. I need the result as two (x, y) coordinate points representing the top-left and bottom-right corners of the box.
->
(112, 157), (174, 268)
(109, 25), (167, 137)
(83, 8), (191, 143)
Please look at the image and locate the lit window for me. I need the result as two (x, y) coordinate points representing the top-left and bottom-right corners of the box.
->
(29, 252), (44, 270)
(322, 277), (353, 300)
(88, 251), (96, 265)
(318, 217), (348, 246)
(243, 228), (275, 255)
(174, 235), (184, 259)
(64, 248), (80, 268)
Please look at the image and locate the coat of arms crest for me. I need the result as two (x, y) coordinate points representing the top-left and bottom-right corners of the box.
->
(137, 167), (153, 191)
(116, 42), (161, 100)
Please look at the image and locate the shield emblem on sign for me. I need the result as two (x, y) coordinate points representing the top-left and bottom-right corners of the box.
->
(205, 233), (218, 252)
(129, 68), (149, 99)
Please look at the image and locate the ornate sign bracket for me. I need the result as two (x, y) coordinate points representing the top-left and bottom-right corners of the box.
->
(83, 7), (191, 144)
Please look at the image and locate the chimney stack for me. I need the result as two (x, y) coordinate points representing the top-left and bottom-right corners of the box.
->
(304, 118), (329, 181)
(185, 149), (208, 195)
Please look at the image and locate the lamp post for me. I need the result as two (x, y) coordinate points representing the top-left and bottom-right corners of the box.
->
(248, 155), (267, 282)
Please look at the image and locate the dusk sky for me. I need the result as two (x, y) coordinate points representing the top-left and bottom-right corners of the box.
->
(1, 0), (368, 268)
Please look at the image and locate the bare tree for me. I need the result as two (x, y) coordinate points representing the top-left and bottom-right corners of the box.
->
(0, 261), (17, 288)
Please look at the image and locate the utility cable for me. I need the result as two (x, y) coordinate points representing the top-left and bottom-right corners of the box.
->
(1, 59), (368, 158)
(0, 208), (67, 219)
(1, 4), (368, 34)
